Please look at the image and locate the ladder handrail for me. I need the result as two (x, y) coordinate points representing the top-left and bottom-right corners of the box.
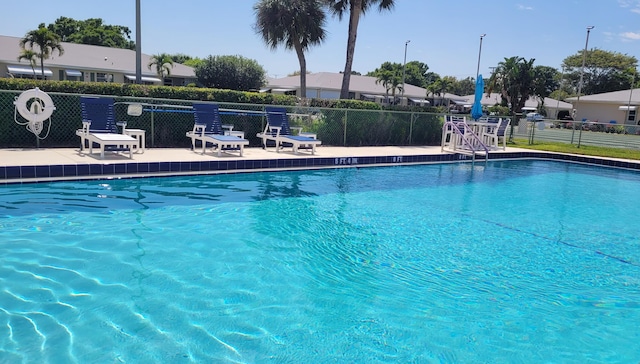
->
(441, 120), (489, 163)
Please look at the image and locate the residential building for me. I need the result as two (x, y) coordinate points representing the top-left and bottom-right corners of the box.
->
(566, 88), (640, 125)
(265, 72), (433, 106)
(265, 73), (575, 117)
(0, 35), (196, 86)
(461, 92), (573, 118)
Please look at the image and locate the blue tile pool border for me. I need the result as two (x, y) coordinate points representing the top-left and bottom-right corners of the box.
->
(2, 151), (640, 184)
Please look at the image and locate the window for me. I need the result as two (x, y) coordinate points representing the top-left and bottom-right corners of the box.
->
(63, 70), (83, 81)
(8, 72), (36, 79)
(629, 109), (636, 123)
(58, 70), (81, 81)
(7, 65), (50, 79)
(96, 73), (113, 82)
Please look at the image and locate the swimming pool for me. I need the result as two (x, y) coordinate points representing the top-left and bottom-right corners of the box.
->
(1, 160), (639, 363)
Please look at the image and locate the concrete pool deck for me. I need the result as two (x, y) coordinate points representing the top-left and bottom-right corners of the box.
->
(1, 145), (639, 184)
(0, 145), (453, 166)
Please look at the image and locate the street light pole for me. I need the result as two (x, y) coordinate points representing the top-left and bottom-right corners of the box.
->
(576, 26), (594, 148)
(135, 0), (142, 84)
(555, 66), (565, 119)
(401, 40), (410, 105)
(476, 34), (486, 80)
(625, 70), (636, 125)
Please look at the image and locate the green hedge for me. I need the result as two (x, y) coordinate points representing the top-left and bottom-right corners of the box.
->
(1, 79), (442, 148)
(0, 78), (382, 110)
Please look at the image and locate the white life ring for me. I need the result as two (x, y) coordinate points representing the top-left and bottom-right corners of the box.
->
(13, 87), (56, 137)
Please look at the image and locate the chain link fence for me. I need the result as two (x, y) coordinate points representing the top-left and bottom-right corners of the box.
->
(510, 118), (640, 149)
(1, 90), (443, 149)
(7, 89), (639, 150)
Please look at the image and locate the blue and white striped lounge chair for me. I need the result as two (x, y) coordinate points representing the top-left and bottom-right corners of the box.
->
(76, 97), (138, 159)
(257, 106), (321, 155)
(186, 103), (249, 157)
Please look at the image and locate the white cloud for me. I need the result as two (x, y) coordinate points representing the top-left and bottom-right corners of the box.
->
(620, 31), (640, 40)
(517, 4), (534, 10)
(619, 0), (640, 13)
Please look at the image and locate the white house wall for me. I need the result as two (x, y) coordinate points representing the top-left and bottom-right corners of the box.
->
(545, 106), (567, 119)
(575, 102), (634, 124)
(306, 89), (340, 99)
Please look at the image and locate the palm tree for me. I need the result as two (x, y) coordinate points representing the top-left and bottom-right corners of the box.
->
(19, 23), (64, 79)
(148, 53), (174, 79)
(375, 71), (393, 100)
(17, 49), (38, 79)
(488, 56), (536, 115)
(487, 56), (536, 141)
(388, 77), (403, 104)
(426, 76), (452, 107)
(254, 0), (326, 98)
(373, 63), (402, 103)
(325, 0), (396, 99)
(425, 75), (441, 98)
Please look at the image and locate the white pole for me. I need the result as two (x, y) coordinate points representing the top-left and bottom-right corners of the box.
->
(476, 34), (486, 80)
(626, 70), (636, 124)
(576, 26), (594, 148)
(555, 66), (564, 119)
(401, 40), (410, 105)
(135, 0), (142, 84)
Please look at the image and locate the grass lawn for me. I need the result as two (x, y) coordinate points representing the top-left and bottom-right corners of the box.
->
(509, 139), (640, 160)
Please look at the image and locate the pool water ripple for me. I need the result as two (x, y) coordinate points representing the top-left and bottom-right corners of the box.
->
(1, 161), (640, 362)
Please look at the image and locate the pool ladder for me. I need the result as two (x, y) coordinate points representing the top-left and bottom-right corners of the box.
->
(441, 120), (489, 164)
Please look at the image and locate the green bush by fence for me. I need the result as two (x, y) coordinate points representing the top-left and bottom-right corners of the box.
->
(1, 79), (444, 149)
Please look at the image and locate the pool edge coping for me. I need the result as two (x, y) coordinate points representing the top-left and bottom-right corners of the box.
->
(1, 151), (639, 184)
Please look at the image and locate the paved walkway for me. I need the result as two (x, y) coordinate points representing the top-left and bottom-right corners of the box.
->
(3, 145), (638, 184)
(2, 145), (490, 183)
(0, 145), (453, 167)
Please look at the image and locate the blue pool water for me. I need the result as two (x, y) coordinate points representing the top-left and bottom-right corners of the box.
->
(1, 160), (639, 363)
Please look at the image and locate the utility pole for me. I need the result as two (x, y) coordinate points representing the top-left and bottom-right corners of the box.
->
(135, 0), (142, 84)
(401, 40), (410, 105)
(575, 26), (594, 148)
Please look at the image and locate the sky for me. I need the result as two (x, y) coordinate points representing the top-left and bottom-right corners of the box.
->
(2, 1), (640, 80)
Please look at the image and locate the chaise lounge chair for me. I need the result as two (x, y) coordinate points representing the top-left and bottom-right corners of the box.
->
(186, 103), (249, 157)
(481, 117), (510, 150)
(257, 106), (321, 155)
(76, 97), (138, 159)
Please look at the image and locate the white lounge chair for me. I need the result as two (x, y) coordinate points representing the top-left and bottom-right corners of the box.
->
(186, 103), (249, 157)
(76, 97), (138, 159)
(257, 106), (321, 155)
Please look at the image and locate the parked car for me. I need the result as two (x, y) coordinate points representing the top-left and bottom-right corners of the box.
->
(526, 112), (545, 121)
(559, 114), (574, 128)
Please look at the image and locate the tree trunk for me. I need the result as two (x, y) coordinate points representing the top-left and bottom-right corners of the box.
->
(40, 57), (45, 80)
(340, 0), (362, 99)
(294, 41), (307, 100)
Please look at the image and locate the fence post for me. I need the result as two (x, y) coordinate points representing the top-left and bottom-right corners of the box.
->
(150, 106), (156, 148)
(343, 109), (348, 146)
(409, 112), (415, 145)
